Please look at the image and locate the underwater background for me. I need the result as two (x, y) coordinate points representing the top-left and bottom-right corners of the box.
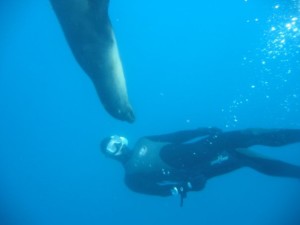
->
(0, 0), (300, 225)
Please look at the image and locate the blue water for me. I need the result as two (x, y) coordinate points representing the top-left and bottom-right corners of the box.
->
(1, 1), (300, 225)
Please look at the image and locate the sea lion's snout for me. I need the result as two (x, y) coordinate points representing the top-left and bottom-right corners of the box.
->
(125, 108), (135, 123)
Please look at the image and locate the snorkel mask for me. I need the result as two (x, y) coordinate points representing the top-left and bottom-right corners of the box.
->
(106, 135), (129, 156)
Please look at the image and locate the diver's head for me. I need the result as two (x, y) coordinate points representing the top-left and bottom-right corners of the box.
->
(101, 135), (130, 162)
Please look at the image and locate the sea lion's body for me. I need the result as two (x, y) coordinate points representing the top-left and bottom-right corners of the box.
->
(50, 0), (135, 122)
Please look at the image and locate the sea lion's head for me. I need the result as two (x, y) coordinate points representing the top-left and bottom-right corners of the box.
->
(115, 104), (135, 123)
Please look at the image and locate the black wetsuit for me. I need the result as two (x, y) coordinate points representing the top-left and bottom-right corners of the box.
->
(123, 128), (300, 204)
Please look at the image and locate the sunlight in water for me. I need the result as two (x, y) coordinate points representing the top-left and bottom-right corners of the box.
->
(223, 1), (300, 128)
(243, 0), (300, 72)
(259, 1), (300, 116)
(260, 1), (300, 116)
(262, 1), (300, 65)
(263, 11), (300, 63)
(254, 1), (300, 76)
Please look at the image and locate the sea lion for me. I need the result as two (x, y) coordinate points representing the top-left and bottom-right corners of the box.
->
(50, 0), (135, 123)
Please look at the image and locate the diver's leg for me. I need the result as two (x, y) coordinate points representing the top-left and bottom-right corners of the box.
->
(248, 158), (300, 179)
(245, 128), (300, 147)
(160, 128), (300, 169)
(234, 148), (300, 179)
(210, 128), (300, 149)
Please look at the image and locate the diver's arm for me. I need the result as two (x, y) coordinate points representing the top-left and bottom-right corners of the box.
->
(146, 127), (222, 144)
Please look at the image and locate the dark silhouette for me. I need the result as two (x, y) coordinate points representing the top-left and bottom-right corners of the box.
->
(101, 128), (300, 206)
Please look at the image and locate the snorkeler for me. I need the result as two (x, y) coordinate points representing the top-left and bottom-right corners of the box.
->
(101, 127), (300, 206)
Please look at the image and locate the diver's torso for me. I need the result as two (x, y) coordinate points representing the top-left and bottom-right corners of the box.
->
(124, 138), (182, 182)
(124, 137), (240, 195)
(124, 138), (205, 194)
